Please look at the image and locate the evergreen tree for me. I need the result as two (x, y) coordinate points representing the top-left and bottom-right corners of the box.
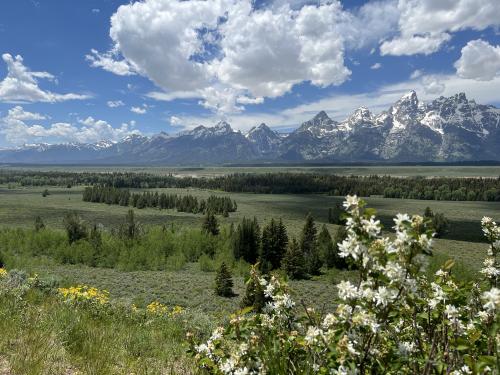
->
(282, 238), (307, 280)
(215, 262), (234, 297)
(318, 225), (336, 268)
(259, 218), (288, 273)
(328, 202), (345, 225)
(42, 189), (50, 197)
(34, 216), (45, 232)
(202, 211), (219, 236)
(63, 212), (87, 245)
(233, 217), (260, 264)
(120, 209), (141, 240)
(300, 213), (321, 275)
(240, 264), (266, 312)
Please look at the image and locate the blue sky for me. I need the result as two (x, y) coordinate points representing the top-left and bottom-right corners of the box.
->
(0, 0), (499, 147)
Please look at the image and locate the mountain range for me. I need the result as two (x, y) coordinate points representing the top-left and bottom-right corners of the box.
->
(1, 91), (499, 164)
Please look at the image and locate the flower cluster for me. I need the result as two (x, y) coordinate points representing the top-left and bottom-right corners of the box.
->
(58, 285), (109, 307)
(146, 301), (184, 318)
(0, 268), (7, 278)
(191, 195), (500, 374)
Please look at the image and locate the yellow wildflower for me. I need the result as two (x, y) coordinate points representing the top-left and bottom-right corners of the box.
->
(0, 268), (7, 278)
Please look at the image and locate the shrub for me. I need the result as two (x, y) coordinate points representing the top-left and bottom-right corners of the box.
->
(191, 196), (500, 374)
(63, 212), (87, 244)
(202, 211), (219, 236)
(34, 216), (45, 232)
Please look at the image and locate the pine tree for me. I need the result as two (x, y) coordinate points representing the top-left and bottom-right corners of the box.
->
(318, 225), (336, 268)
(233, 217), (260, 264)
(34, 216), (45, 232)
(120, 209), (141, 240)
(215, 262), (234, 297)
(259, 218), (288, 273)
(282, 238), (307, 280)
(328, 202), (345, 225)
(300, 213), (321, 275)
(240, 264), (266, 312)
(202, 211), (219, 236)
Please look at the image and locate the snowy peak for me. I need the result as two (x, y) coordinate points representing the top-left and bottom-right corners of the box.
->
(213, 121), (234, 135)
(296, 111), (336, 137)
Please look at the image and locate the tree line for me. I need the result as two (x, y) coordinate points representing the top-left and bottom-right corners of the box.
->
(2, 170), (500, 201)
(82, 185), (237, 215)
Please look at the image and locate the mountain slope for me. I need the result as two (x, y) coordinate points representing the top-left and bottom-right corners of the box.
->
(1, 92), (499, 164)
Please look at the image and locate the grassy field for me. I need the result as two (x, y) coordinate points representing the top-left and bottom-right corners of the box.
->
(0, 184), (497, 241)
(0, 168), (497, 373)
(0, 183), (495, 276)
(1, 164), (500, 177)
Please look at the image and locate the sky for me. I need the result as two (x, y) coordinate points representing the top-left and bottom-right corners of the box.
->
(0, 0), (499, 147)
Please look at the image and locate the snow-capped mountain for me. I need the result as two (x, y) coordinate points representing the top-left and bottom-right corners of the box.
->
(1, 92), (499, 164)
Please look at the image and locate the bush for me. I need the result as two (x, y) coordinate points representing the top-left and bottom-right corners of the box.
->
(63, 212), (87, 245)
(191, 196), (500, 374)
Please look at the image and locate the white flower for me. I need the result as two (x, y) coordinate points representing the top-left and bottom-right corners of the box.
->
(398, 341), (416, 356)
(305, 326), (322, 346)
(343, 195), (360, 211)
(482, 287), (500, 312)
(373, 286), (396, 307)
(384, 261), (405, 282)
(361, 216), (381, 237)
(336, 280), (358, 300)
(264, 283), (275, 298)
(338, 235), (363, 260)
(435, 269), (447, 277)
(234, 368), (249, 375)
(444, 305), (459, 319)
(393, 213), (410, 228)
(322, 313), (337, 329)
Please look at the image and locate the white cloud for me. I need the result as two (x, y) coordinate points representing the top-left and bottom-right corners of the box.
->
(86, 49), (135, 76)
(107, 100), (125, 108)
(380, 33), (451, 56)
(167, 73), (500, 133)
(370, 63), (382, 70)
(146, 90), (202, 102)
(455, 39), (500, 81)
(0, 106), (140, 145)
(410, 69), (423, 79)
(0, 53), (91, 103)
(130, 106), (147, 114)
(380, 0), (500, 56)
(6, 105), (46, 121)
(169, 116), (183, 126)
(92, 8), (100, 13)
(421, 75), (445, 95)
(91, 0), (404, 114)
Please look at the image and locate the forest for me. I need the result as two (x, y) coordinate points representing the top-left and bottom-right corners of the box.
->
(82, 185), (237, 215)
(2, 169), (500, 201)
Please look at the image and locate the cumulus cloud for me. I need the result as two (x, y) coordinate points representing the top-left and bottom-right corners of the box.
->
(91, 0), (407, 114)
(380, 0), (500, 56)
(0, 53), (91, 103)
(0, 106), (140, 146)
(107, 100), (124, 108)
(86, 49), (136, 76)
(169, 72), (500, 134)
(455, 39), (500, 81)
(130, 106), (147, 114)
(421, 75), (445, 95)
(370, 63), (382, 70)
